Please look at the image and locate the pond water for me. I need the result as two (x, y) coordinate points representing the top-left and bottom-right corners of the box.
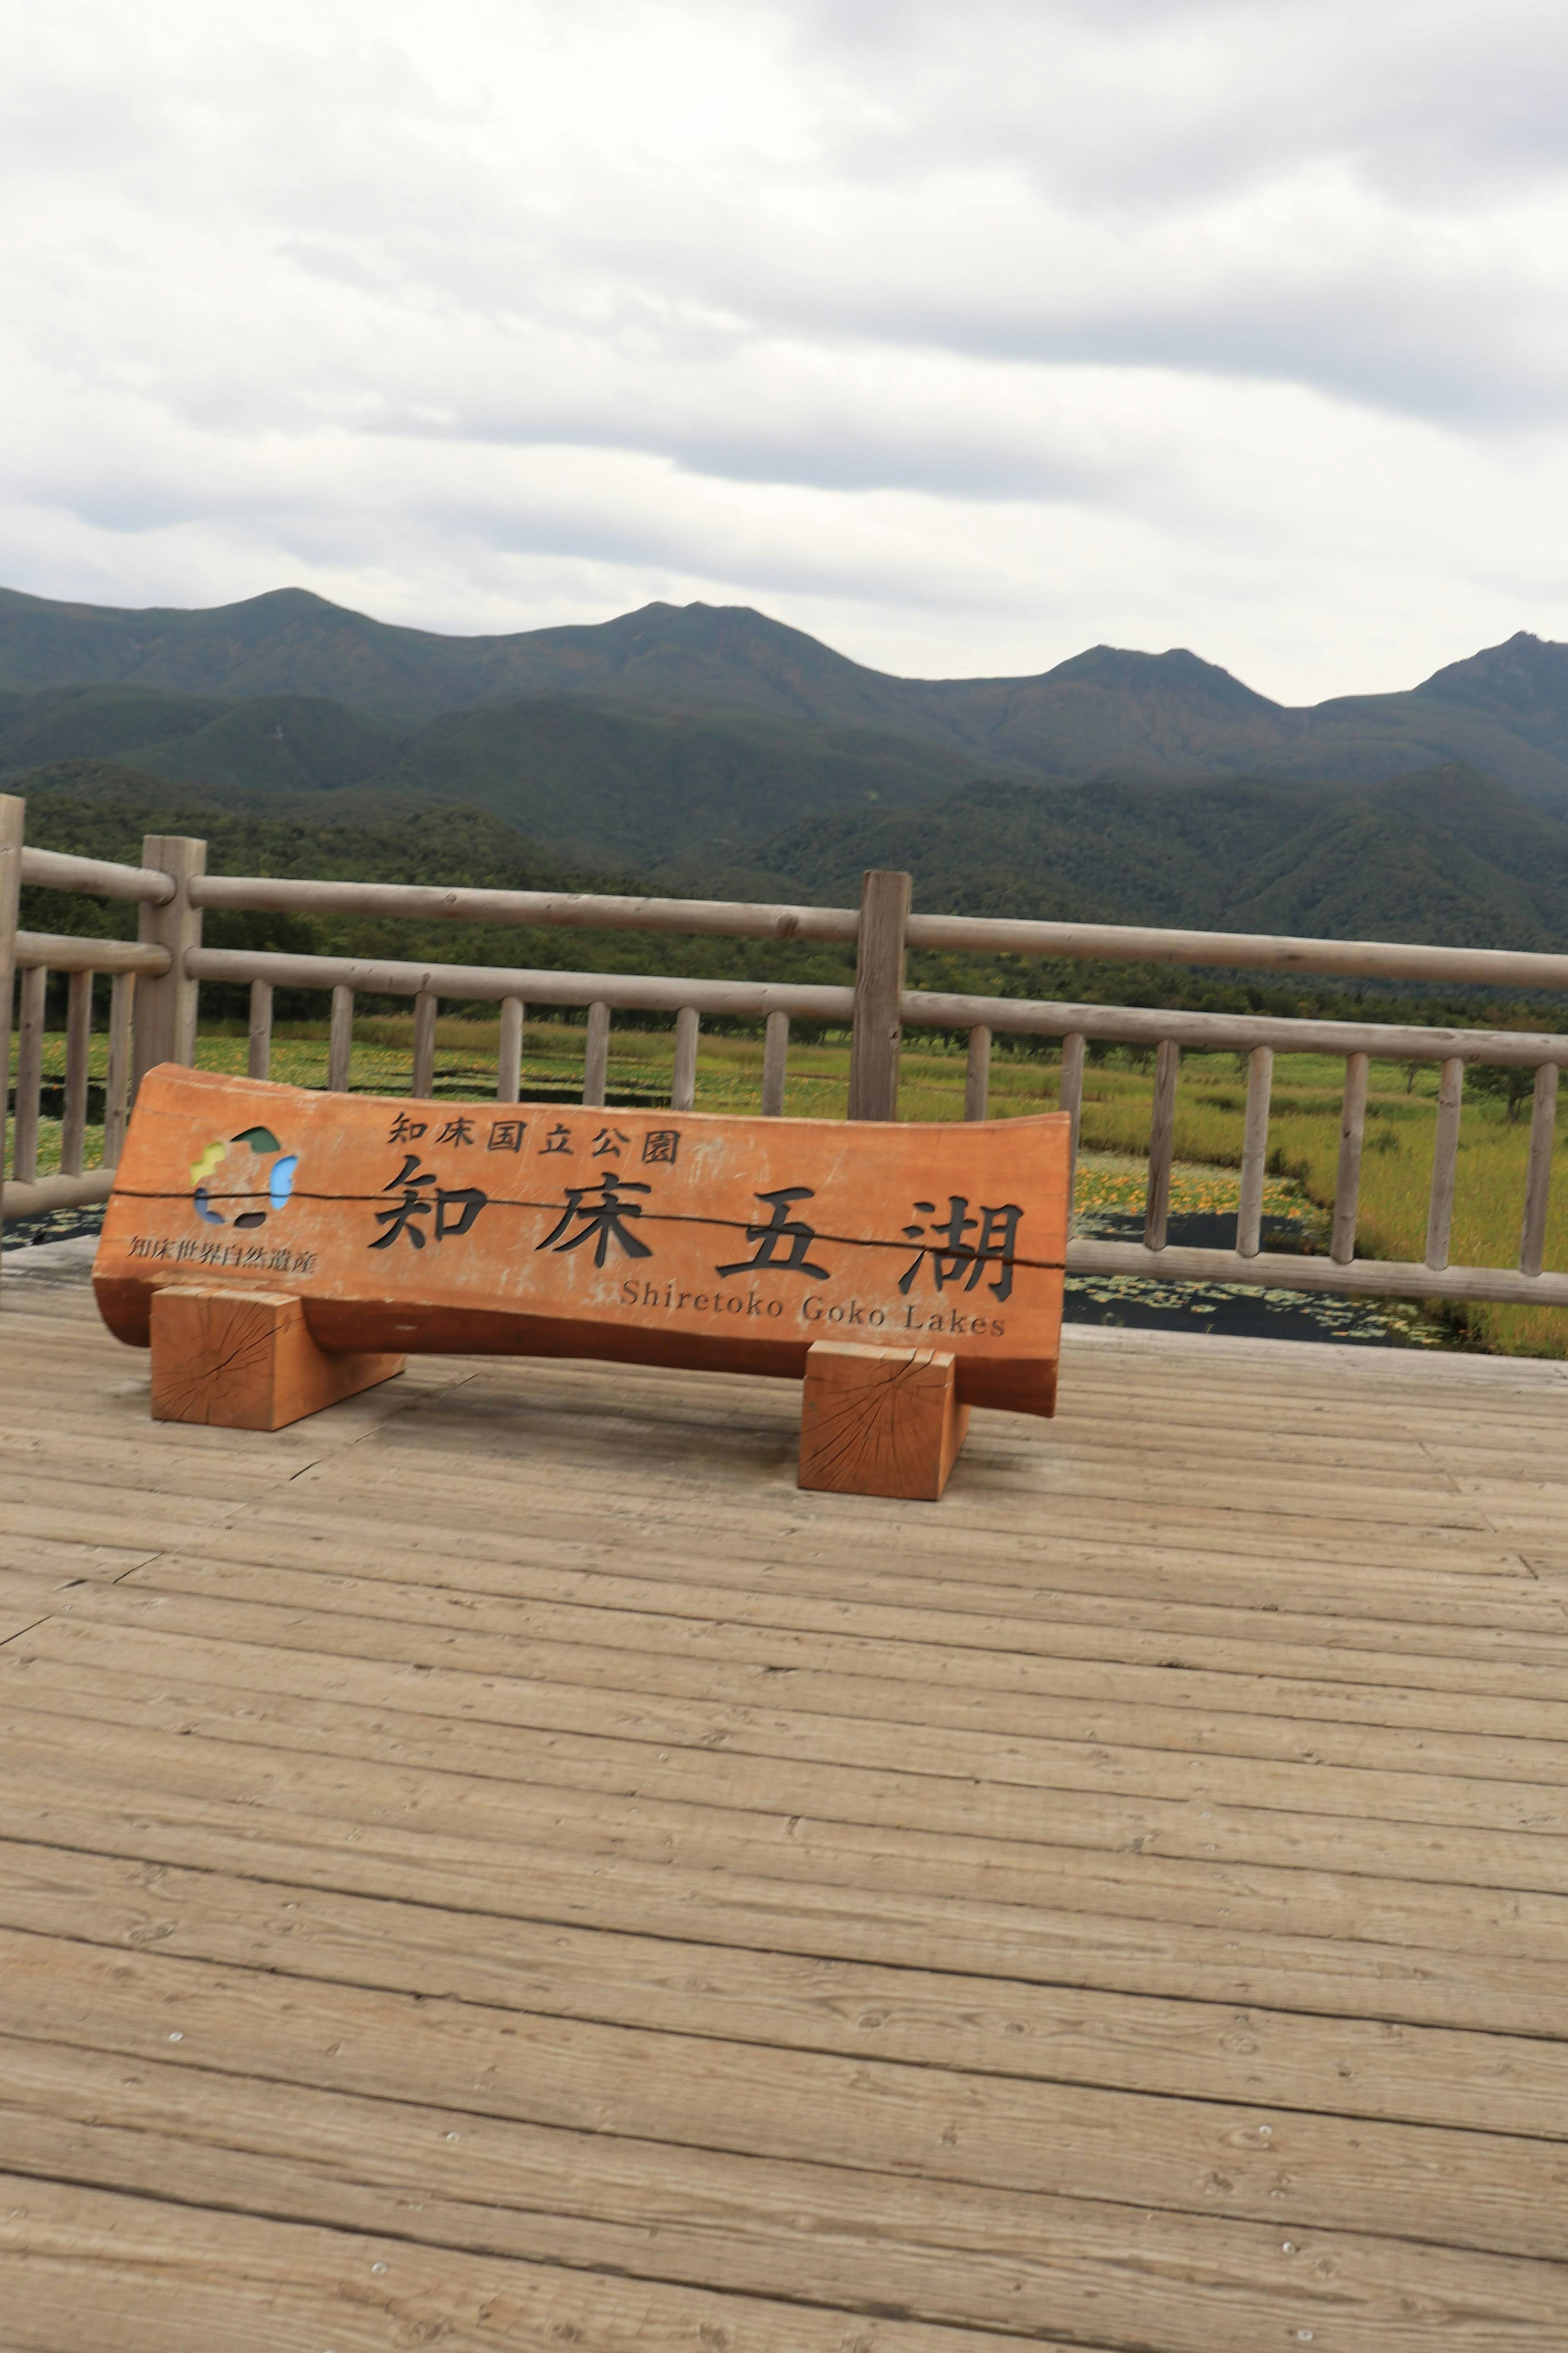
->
(1067, 1205), (1433, 1346)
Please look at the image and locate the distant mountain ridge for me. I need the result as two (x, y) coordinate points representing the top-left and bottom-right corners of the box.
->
(7, 583), (1568, 802)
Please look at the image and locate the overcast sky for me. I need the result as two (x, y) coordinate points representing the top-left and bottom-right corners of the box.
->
(5, 0), (1568, 702)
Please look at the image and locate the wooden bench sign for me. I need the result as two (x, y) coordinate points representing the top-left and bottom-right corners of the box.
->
(95, 1067), (1070, 1499)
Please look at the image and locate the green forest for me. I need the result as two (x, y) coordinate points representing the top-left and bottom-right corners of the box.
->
(15, 757), (1567, 1043)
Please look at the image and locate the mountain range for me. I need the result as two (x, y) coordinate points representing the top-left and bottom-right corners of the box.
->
(9, 583), (1568, 962)
(7, 583), (1568, 801)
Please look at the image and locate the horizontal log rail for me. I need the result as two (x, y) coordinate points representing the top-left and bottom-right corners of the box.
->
(189, 874), (862, 943)
(20, 847), (175, 905)
(900, 988), (1568, 1067)
(14, 932), (171, 977)
(1, 1169), (116, 1222)
(902, 912), (1568, 993)
(185, 867), (1568, 992)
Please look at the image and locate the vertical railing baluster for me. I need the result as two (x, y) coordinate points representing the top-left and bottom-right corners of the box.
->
(327, 984), (354, 1093)
(1144, 1039), (1179, 1251)
(761, 1009), (788, 1117)
(411, 989), (437, 1100)
(1058, 1031), (1085, 1217)
(1425, 1055), (1465, 1271)
(60, 967), (92, 1176)
(1235, 1045), (1273, 1258)
(671, 1006), (699, 1112)
(103, 973), (135, 1167)
(12, 964), (46, 1184)
(247, 979), (272, 1081)
(1330, 1051), (1370, 1266)
(964, 1025), (991, 1121)
(497, 996), (525, 1103)
(582, 1001), (609, 1107)
(1519, 1062), (1558, 1278)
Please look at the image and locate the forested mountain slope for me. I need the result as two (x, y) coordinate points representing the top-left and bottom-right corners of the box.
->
(19, 756), (1568, 959)
(750, 765), (1568, 952)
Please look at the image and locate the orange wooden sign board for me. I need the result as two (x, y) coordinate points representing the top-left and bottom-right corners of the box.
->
(95, 1067), (1070, 1417)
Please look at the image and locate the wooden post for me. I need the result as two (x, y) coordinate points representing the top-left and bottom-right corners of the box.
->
(134, 834), (205, 1096)
(761, 1009), (789, 1117)
(671, 1006), (699, 1113)
(327, 984), (354, 1093)
(1058, 1032), (1085, 1216)
(0, 795), (21, 1245)
(1143, 1039), (1179, 1250)
(1235, 1045), (1273, 1258)
(497, 996), (525, 1104)
(1519, 1062), (1558, 1278)
(411, 989), (437, 1100)
(1425, 1055), (1465, 1272)
(847, 869), (910, 1121)
(102, 974), (135, 1168)
(583, 1001), (609, 1107)
(799, 1341), (970, 1502)
(149, 1287), (404, 1430)
(964, 1025), (991, 1122)
(247, 979), (272, 1081)
(11, 964), (45, 1184)
(1330, 1051), (1369, 1266)
(60, 967), (93, 1177)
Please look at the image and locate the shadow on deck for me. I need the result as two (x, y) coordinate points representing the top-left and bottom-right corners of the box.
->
(2, 1236), (1567, 2352)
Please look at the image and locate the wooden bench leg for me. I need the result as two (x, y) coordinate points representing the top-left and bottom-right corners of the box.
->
(150, 1286), (405, 1431)
(798, 1340), (970, 1501)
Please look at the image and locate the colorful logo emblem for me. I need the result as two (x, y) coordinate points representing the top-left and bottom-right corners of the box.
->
(190, 1126), (298, 1229)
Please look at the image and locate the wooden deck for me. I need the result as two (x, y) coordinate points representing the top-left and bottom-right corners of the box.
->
(3, 1241), (1568, 2352)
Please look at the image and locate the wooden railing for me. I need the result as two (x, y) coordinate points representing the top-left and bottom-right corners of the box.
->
(5, 793), (1568, 1316)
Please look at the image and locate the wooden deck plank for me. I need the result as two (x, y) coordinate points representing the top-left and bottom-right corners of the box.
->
(0, 2172), (1100, 2353)
(4, 2045), (1565, 2353)
(0, 1601), (57, 1647)
(2, 1840), (1566, 2141)
(9, 1414), (1541, 1558)
(11, 1781), (1567, 2037)
(72, 1558), (1568, 1746)
(8, 1706), (1568, 1957)
(163, 1505), (1568, 1659)
(17, 1613), (1568, 1821)
(5, 1265), (1568, 2350)
(7, 1929), (1568, 2261)
(14, 1619), (1568, 1841)
(185, 1498), (1564, 1622)
(282, 1437), (1510, 1542)
(112, 1532), (1568, 1687)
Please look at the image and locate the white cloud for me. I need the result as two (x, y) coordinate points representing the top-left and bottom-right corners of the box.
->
(2, 0), (1568, 701)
